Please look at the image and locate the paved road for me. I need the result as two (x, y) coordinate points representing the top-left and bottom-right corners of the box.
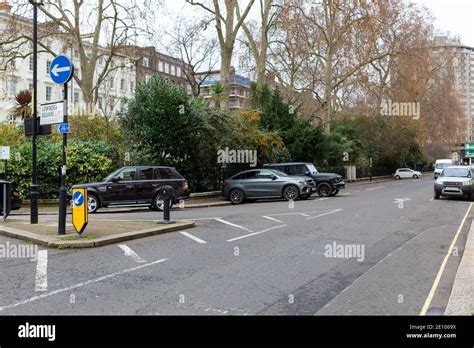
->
(0, 177), (471, 315)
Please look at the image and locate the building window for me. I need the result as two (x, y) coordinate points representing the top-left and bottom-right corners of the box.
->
(110, 78), (114, 89)
(170, 65), (175, 76)
(165, 63), (169, 74)
(120, 78), (125, 91)
(176, 66), (181, 77)
(143, 57), (149, 68)
(130, 81), (135, 92)
(29, 56), (33, 71)
(158, 61), (163, 72)
(46, 61), (51, 74)
(74, 92), (79, 104)
(46, 86), (52, 101)
(10, 80), (17, 96)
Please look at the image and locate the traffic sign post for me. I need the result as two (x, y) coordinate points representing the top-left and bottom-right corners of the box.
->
(71, 188), (88, 235)
(1, 146), (10, 180)
(51, 55), (74, 235)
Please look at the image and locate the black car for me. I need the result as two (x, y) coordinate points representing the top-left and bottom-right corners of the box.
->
(71, 166), (191, 213)
(263, 162), (345, 197)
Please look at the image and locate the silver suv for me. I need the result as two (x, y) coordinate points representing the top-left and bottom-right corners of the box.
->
(434, 166), (474, 200)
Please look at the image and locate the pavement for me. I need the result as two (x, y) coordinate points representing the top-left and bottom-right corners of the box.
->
(0, 175), (471, 315)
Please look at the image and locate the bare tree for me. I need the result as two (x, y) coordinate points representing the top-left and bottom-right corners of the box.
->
(0, 0), (155, 108)
(186, 0), (256, 111)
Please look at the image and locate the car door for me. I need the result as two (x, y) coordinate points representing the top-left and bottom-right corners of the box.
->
(135, 167), (155, 203)
(239, 170), (259, 197)
(249, 170), (281, 197)
(106, 168), (138, 204)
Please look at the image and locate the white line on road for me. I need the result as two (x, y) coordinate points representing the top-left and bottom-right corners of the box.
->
(0, 259), (168, 313)
(227, 225), (287, 242)
(35, 250), (48, 292)
(305, 209), (343, 220)
(182, 217), (223, 221)
(420, 203), (473, 315)
(366, 186), (385, 191)
(214, 218), (253, 232)
(429, 198), (434, 201)
(262, 216), (283, 223)
(180, 231), (207, 244)
(118, 244), (147, 263)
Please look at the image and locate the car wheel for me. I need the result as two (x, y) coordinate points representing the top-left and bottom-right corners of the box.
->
(395, 175), (401, 180)
(151, 194), (173, 211)
(316, 183), (332, 197)
(434, 191), (441, 200)
(87, 194), (100, 213)
(413, 174), (419, 179)
(283, 185), (300, 201)
(229, 189), (245, 205)
(329, 189), (340, 197)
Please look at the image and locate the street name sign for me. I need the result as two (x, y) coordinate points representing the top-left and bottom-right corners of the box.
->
(0, 146), (10, 160)
(72, 188), (88, 235)
(40, 101), (64, 125)
(50, 55), (74, 85)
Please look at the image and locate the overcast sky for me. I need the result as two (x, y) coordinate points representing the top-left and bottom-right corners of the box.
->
(412, 0), (474, 47)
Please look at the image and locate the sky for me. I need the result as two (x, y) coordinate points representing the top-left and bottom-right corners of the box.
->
(412, 0), (474, 47)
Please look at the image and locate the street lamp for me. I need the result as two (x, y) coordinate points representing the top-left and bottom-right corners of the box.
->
(28, 0), (43, 224)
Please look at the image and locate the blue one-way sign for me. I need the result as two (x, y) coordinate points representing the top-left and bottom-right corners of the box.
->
(57, 123), (70, 134)
(50, 55), (74, 85)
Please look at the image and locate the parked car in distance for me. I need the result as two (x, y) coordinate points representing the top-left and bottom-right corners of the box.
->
(394, 168), (422, 180)
(434, 166), (474, 200)
(434, 159), (453, 179)
(71, 166), (190, 213)
(222, 169), (315, 204)
(263, 162), (345, 197)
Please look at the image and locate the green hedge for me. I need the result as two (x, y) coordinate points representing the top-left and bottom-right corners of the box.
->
(3, 138), (116, 199)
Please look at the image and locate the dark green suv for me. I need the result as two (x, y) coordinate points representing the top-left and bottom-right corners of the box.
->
(263, 162), (345, 197)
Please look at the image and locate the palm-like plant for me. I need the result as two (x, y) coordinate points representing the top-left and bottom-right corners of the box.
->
(10, 90), (32, 121)
(210, 82), (225, 109)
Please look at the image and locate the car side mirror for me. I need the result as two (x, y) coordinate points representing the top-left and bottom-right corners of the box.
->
(304, 171), (310, 176)
(272, 175), (277, 180)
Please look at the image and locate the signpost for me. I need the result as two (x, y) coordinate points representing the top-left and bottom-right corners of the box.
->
(71, 188), (88, 235)
(0, 146), (10, 180)
(50, 55), (74, 235)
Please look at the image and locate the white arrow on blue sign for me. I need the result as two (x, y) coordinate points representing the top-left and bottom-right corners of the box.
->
(57, 123), (70, 134)
(50, 55), (74, 85)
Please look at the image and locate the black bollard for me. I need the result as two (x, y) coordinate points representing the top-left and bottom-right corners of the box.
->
(158, 185), (174, 225)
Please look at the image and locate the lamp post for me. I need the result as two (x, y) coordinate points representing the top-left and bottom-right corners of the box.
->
(28, 0), (43, 225)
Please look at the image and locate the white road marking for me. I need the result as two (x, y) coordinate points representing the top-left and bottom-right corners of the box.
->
(214, 218), (253, 232)
(182, 217), (223, 221)
(0, 259), (168, 312)
(262, 216), (283, 223)
(35, 250), (48, 292)
(118, 244), (147, 263)
(366, 186), (385, 191)
(420, 203), (473, 315)
(227, 225), (287, 242)
(305, 209), (343, 220)
(180, 231), (207, 244)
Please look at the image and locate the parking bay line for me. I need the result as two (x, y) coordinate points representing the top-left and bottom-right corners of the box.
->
(366, 186), (385, 191)
(214, 218), (253, 232)
(227, 225), (287, 242)
(118, 244), (147, 263)
(180, 231), (207, 244)
(35, 250), (48, 292)
(262, 216), (283, 223)
(0, 259), (168, 313)
(305, 209), (343, 220)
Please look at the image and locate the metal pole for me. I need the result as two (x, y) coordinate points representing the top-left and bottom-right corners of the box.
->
(3, 184), (6, 221)
(30, 1), (39, 224)
(58, 83), (68, 235)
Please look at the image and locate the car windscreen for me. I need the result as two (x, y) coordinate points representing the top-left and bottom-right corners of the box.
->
(441, 168), (470, 177)
(268, 169), (288, 176)
(103, 169), (121, 182)
(307, 164), (319, 175)
(435, 163), (451, 169)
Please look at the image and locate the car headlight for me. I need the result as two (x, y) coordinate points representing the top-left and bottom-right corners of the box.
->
(462, 181), (472, 186)
(436, 180), (443, 185)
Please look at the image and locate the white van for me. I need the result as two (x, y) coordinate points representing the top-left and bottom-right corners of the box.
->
(434, 159), (453, 179)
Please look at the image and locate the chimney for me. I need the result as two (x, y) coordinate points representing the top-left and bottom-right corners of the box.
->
(0, 1), (12, 13)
